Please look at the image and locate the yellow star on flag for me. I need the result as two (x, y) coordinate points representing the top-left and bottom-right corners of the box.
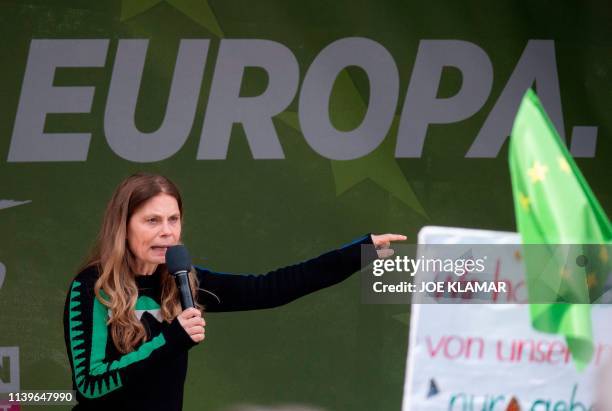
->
(586, 273), (598, 288)
(560, 267), (571, 279)
(510, 90), (612, 370)
(528, 161), (548, 183)
(519, 192), (530, 211)
(558, 157), (571, 174)
(600, 246), (609, 264)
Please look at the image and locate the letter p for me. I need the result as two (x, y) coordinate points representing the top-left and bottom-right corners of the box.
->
(396, 40), (493, 157)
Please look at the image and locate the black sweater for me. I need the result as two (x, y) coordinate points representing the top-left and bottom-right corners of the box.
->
(63, 234), (377, 410)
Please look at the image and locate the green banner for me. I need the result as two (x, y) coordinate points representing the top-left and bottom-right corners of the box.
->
(0, 1), (610, 410)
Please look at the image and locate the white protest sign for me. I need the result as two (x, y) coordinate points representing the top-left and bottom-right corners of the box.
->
(402, 226), (612, 411)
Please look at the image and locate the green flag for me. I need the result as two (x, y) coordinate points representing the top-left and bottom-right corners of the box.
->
(509, 89), (612, 370)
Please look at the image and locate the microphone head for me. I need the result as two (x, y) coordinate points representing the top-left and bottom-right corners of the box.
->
(165, 245), (192, 275)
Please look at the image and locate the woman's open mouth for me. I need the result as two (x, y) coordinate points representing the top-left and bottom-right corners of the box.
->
(151, 246), (169, 254)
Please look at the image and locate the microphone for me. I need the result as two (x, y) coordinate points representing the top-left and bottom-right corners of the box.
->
(165, 245), (195, 310)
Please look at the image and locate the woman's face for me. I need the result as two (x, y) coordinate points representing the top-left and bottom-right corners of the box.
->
(127, 193), (181, 274)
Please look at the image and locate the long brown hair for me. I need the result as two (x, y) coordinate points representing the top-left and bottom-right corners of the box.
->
(81, 173), (200, 353)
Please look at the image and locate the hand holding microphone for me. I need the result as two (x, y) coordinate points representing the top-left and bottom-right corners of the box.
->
(177, 308), (205, 343)
(166, 245), (205, 343)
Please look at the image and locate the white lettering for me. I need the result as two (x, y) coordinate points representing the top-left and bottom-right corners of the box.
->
(105, 39), (209, 162)
(0, 347), (19, 392)
(8, 40), (108, 162)
(7, 38), (598, 162)
(468, 40), (565, 157)
(300, 37), (399, 160)
(197, 39), (299, 159)
(396, 40), (493, 158)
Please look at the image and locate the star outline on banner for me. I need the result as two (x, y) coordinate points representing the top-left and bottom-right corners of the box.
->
(120, 0), (224, 37)
(275, 69), (428, 219)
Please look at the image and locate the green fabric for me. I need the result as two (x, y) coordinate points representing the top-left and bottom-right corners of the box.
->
(135, 296), (161, 310)
(68, 281), (123, 398)
(509, 89), (612, 370)
(90, 298), (112, 376)
(135, 295), (162, 321)
(108, 334), (166, 371)
(68, 280), (171, 398)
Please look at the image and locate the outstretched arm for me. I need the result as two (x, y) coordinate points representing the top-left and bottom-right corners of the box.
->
(195, 233), (406, 312)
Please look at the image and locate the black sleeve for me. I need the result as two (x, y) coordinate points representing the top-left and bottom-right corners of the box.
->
(62, 269), (196, 400)
(195, 233), (378, 312)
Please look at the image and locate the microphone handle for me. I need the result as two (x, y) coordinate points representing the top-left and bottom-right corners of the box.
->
(174, 271), (195, 310)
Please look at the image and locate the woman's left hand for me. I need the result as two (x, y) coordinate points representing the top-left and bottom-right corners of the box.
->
(370, 233), (407, 258)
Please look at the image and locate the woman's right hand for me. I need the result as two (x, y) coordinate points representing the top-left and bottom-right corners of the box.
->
(177, 307), (205, 343)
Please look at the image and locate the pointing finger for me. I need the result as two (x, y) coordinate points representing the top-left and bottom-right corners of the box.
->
(385, 234), (407, 242)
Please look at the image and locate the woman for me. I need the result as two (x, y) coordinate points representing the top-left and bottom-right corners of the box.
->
(63, 172), (406, 411)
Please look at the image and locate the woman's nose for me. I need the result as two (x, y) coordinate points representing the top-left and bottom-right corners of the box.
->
(160, 220), (173, 235)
